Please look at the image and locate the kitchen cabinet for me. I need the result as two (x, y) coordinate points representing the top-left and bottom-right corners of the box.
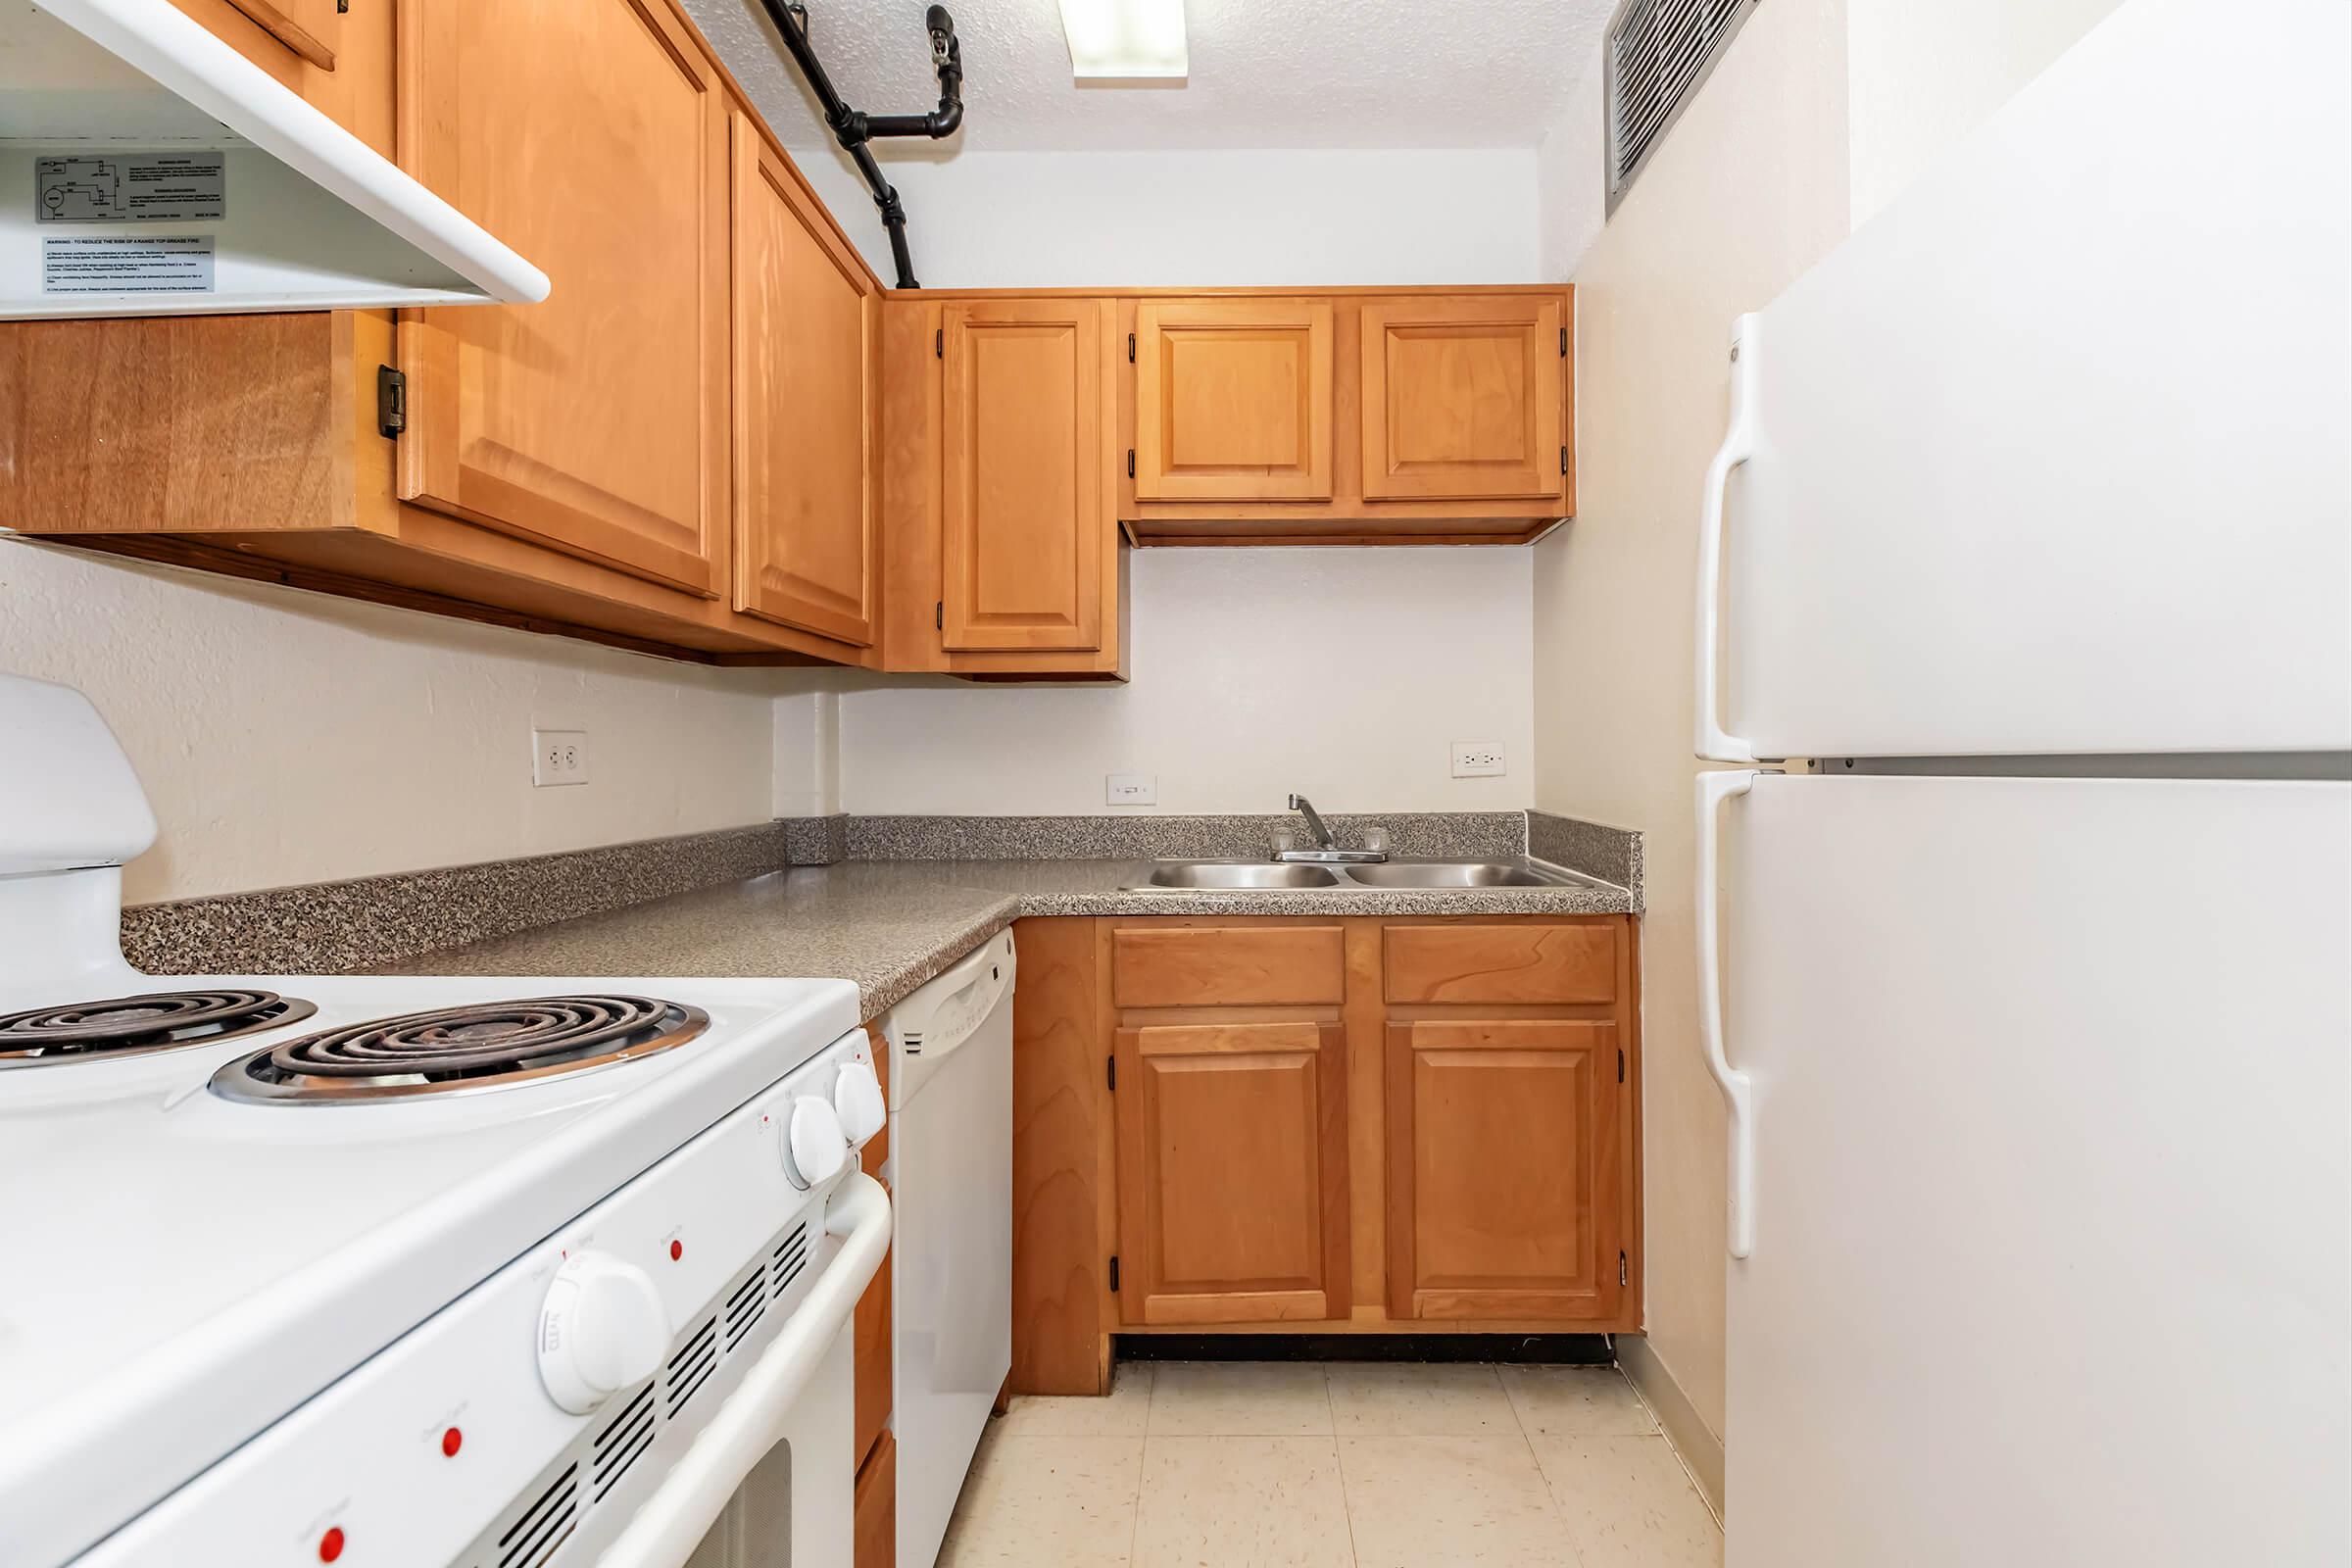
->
(878, 297), (1127, 679)
(1009, 913), (1639, 1393)
(853, 1027), (892, 1473)
(732, 117), (880, 647)
(173, 0), (339, 76)
(1114, 288), (1576, 544)
(1112, 1020), (1350, 1325)
(1359, 295), (1567, 503)
(400, 0), (729, 598)
(1386, 1018), (1624, 1319)
(1132, 298), (1334, 502)
(853, 1431), (895, 1568)
(4, 1), (887, 667)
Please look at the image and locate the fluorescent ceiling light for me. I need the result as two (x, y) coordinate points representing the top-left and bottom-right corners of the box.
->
(1057, 0), (1188, 81)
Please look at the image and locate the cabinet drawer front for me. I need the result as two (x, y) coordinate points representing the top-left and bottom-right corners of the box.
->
(1384, 921), (1618, 1004)
(1360, 297), (1565, 502)
(1135, 299), (1335, 502)
(1115, 1020), (1348, 1325)
(1386, 1018), (1622, 1320)
(1112, 924), (1346, 1008)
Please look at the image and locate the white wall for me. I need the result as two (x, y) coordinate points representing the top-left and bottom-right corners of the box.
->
(800, 147), (1542, 289)
(838, 548), (1534, 815)
(0, 540), (783, 906)
(1530, 0), (2122, 1491)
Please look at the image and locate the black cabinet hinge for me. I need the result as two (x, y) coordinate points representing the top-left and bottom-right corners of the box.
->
(1560, 325), (1568, 357)
(1619, 1250), (1629, 1288)
(935, 327), (944, 358)
(1106, 1054), (1116, 1091)
(1108, 1255), (1120, 1293)
(375, 365), (407, 439)
(1127, 331), (1136, 363)
(934, 600), (943, 630)
(1126, 449), (1136, 478)
(1617, 1049), (1625, 1084)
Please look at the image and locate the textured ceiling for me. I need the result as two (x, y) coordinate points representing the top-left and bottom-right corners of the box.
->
(683, 0), (1615, 153)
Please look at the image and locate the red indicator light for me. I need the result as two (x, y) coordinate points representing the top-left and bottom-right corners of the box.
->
(668, 1240), (683, 1261)
(318, 1526), (346, 1562)
(442, 1426), (463, 1457)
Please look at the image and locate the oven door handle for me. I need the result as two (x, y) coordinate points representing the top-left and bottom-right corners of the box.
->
(595, 1171), (893, 1568)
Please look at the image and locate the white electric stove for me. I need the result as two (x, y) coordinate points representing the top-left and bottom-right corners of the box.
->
(0, 675), (892, 1568)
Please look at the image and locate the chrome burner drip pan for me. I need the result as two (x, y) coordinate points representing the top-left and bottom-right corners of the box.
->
(210, 994), (710, 1104)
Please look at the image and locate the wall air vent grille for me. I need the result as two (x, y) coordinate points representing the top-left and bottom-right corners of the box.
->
(771, 1221), (810, 1298)
(1604, 0), (1759, 211)
(664, 1315), (718, 1416)
(495, 1460), (577, 1568)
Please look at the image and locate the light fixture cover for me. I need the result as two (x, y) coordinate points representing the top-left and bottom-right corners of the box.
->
(1057, 0), (1188, 80)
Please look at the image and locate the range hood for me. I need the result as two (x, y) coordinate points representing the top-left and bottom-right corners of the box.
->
(0, 0), (548, 318)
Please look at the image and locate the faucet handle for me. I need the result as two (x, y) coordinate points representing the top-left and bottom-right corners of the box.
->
(1287, 793), (1306, 810)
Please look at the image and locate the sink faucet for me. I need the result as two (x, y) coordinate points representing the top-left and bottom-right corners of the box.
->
(1276, 794), (1387, 864)
(1288, 793), (1337, 850)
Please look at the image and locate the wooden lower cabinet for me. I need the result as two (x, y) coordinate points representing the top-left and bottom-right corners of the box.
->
(1010, 913), (1641, 1393)
(1112, 1020), (1348, 1324)
(1385, 1018), (1624, 1320)
(853, 1432), (896, 1568)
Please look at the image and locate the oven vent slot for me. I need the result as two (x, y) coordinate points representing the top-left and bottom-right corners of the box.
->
(724, 1266), (767, 1350)
(771, 1221), (810, 1298)
(591, 1382), (658, 1500)
(665, 1315), (719, 1415)
(496, 1460), (577, 1568)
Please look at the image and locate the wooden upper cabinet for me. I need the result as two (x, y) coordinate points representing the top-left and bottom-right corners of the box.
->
(1114, 1020), (1349, 1326)
(1360, 296), (1565, 502)
(1133, 299), (1334, 502)
(398, 0), (729, 599)
(731, 118), (878, 647)
(940, 299), (1110, 652)
(1386, 1017), (1623, 1321)
(221, 0), (339, 68)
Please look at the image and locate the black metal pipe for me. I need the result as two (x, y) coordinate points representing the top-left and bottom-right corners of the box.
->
(756, 1), (962, 288)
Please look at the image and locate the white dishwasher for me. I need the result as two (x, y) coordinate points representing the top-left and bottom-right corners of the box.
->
(881, 929), (1015, 1568)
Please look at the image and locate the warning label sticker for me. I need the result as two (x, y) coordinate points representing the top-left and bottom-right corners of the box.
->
(36, 155), (227, 222)
(41, 236), (217, 295)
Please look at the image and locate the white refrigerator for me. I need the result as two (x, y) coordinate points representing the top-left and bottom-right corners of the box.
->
(1690, 1), (2352, 1564)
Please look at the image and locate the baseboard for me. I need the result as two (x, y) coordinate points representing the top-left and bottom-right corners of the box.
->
(1615, 1334), (1725, 1522)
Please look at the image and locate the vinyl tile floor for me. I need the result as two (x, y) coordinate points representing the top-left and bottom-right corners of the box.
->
(934, 1362), (1723, 1568)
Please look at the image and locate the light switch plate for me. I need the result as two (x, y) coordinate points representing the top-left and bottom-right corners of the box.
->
(1106, 772), (1156, 807)
(532, 728), (590, 787)
(1450, 741), (1506, 778)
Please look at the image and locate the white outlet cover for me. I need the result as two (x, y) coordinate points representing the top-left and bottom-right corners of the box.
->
(532, 728), (590, 787)
(1106, 772), (1156, 807)
(1450, 741), (1506, 778)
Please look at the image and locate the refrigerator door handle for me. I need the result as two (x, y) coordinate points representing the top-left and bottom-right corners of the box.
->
(1696, 767), (1760, 1257)
(1694, 314), (1762, 764)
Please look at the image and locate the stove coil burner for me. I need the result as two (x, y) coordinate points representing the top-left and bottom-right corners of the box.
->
(210, 994), (710, 1103)
(0, 989), (318, 1067)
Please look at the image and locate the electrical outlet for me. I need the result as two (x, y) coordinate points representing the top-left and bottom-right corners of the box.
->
(1450, 741), (1506, 778)
(1105, 772), (1156, 807)
(532, 728), (589, 787)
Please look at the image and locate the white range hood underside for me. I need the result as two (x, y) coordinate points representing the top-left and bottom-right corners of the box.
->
(0, 0), (548, 318)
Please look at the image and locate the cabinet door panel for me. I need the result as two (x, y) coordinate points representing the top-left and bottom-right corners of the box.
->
(941, 301), (1108, 651)
(1386, 1018), (1622, 1319)
(732, 119), (876, 646)
(1114, 1021), (1348, 1325)
(1361, 297), (1564, 502)
(401, 0), (727, 597)
(1135, 299), (1334, 501)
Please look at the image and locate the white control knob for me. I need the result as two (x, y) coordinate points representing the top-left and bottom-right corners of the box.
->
(536, 1250), (669, 1415)
(782, 1095), (850, 1190)
(833, 1059), (886, 1147)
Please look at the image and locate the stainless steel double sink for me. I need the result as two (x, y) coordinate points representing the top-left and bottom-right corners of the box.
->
(1118, 858), (1593, 892)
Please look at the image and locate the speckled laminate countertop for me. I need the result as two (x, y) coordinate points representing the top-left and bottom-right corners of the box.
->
(393, 858), (1639, 1019)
